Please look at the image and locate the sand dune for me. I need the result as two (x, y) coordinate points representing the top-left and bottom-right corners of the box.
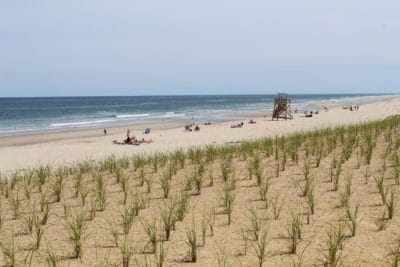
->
(1, 114), (400, 266)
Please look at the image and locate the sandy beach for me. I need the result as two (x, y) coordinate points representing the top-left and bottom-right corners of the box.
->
(0, 96), (399, 174)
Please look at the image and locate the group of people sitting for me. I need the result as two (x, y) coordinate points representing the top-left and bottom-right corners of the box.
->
(343, 105), (359, 111)
(304, 110), (319, 118)
(295, 108), (325, 115)
(113, 128), (153, 145)
(231, 119), (257, 128)
(231, 122), (244, 128)
(184, 124), (200, 132)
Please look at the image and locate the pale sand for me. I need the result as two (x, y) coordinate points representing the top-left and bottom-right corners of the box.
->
(1, 96), (399, 173)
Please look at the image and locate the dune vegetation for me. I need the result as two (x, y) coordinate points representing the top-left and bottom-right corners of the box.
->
(1, 116), (400, 266)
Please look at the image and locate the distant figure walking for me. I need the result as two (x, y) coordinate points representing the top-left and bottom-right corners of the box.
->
(104, 129), (107, 135)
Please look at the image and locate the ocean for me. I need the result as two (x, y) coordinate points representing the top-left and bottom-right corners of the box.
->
(0, 94), (392, 136)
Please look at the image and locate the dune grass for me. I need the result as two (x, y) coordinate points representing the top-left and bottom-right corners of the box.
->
(1, 116), (400, 265)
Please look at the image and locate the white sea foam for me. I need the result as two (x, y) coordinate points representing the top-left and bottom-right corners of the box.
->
(160, 112), (185, 118)
(114, 114), (150, 118)
(0, 128), (38, 134)
(50, 119), (115, 127)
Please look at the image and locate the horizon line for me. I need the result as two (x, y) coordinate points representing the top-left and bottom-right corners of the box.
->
(0, 92), (396, 99)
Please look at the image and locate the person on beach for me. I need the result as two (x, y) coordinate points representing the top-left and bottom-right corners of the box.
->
(124, 129), (134, 144)
(113, 137), (152, 145)
(231, 122), (244, 128)
(104, 129), (107, 135)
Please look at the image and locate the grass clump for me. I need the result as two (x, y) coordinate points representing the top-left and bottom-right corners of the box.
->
(219, 183), (236, 225)
(41, 244), (58, 267)
(159, 174), (170, 199)
(185, 218), (198, 262)
(175, 190), (191, 222)
(160, 200), (176, 241)
(385, 240), (400, 267)
(287, 211), (302, 254)
(142, 219), (157, 253)
(33, 215), (45, 251)
(374, 174), (388, 205)
(51, 175), (63, 203)
(121, 205), (136, 235)
(0, 235), (18, 267)
(65, 213), (88, 259)
(8, 192), (20, 220)
(320, 223), (347, 267)
(259, 176), (271, 201)
(270, 193), (284, 220)
(346, 204), (360, 237)
(119, 236), (134, 267)
(253, 226), (269, 267)
(385, 189), (396, 220)
(375, 211), (390, 231)
(307, 186), (316, 215)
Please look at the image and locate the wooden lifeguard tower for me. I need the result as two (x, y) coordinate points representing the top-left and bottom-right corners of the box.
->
(272, 92), (292, 120)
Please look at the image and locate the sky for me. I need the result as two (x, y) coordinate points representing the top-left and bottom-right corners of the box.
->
(0, 0), (399, 97)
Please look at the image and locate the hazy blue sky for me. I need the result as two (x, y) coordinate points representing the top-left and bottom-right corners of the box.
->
(0, 0), (399, 97)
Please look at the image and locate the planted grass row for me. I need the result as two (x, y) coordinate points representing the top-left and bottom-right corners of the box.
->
(0, 116), (400, 265)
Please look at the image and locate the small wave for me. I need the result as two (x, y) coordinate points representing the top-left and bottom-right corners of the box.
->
(160, 113), (186, 118)
(112, 114), (150, 119)
(50, 119), (114, 127)
(0, 128), (39, 135)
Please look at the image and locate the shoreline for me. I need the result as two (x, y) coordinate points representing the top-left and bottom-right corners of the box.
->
(1, 95), (399, 173)
(0, 94), (396, 139)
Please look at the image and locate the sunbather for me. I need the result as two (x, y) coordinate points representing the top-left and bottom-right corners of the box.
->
(231, 122), (243, 128)
(185, 125), (192, 132)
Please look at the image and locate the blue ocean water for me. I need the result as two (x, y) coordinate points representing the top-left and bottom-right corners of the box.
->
(0, 94), (390, 136)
